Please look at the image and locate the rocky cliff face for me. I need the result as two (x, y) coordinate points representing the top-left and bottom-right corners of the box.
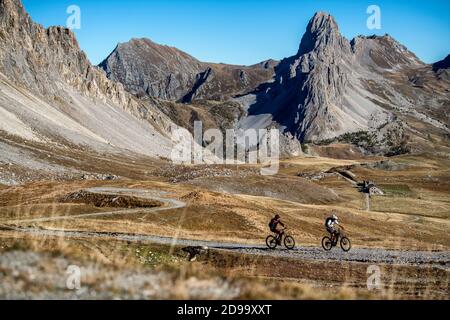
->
(1, 1), (448, 162)
(96, 11), (449, 156)
(0, 0), (130, 106)
(0, 0), (178, 159)
(99, 38), (277, 103)
(99, 38), (204, 101)
(432, 54), (450, 81)
(351, 34), (423, 71)
(236, 12), (449, 154)
(238, 12), (390, 142)
(433, 54), (450, 71)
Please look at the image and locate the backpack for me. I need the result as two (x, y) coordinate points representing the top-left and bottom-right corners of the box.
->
(269, 219), (276, 230)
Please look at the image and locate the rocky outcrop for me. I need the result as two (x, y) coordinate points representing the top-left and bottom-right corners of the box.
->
(99, 38), (204, 101)
(0, 0), (178, 158)
(97, 11), (448, 155)
(1, 1), (448, 160)
(236, 12), (449, 154)
(351, 34), (423, 70)
(237, 12), (390, 143)
(99, 38), (277, 102)
(0, 0), (130, 107)
(433, 54), (450, 72)
(432, 55), (450, 82)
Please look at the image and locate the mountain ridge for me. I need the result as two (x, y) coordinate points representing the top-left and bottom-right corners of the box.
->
(234, 11), (448, 155)
(0, 0), (448, 170)
(76, 9), (450, 155)
(0, 0), (181, 161)
(99, 37), (278, 102)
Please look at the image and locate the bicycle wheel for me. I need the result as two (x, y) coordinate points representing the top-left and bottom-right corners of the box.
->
(340, 237), (352, 252)
(322, 237), (333, 251)
(266, 235), (278, 249)
(284, 235), (295, 250)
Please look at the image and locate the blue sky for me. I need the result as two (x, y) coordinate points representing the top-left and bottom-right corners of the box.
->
(22, 0), (450, 66)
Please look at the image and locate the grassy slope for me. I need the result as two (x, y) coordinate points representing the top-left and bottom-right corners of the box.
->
(0, 153), (448, 299)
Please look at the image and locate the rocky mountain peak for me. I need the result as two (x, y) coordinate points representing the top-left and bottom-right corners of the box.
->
(0, 0), (32, 34)
(0, 0), (24, 18)
(305, 12), (339, 36)
(351, 34), (423, 70)
(99, 37), (205, 100)
(433, 54), (450, 71)
(432, 54), (450, 81)
(0, 0), (144, 111)
(238, 11), (392, 144)
(298, 11), (349, 56)
(99, 38), (277, 102)
(1, 0), (78, 49)
(0, 0), (178, 159)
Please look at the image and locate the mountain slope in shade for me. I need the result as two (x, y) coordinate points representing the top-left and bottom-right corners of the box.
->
(432, 54), (450, 81)
(99, 38), (277, 103)
(0, 0), (179, 160)
(433, 54), (450, 71)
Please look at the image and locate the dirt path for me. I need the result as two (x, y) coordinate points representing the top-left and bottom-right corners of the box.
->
(6, 187), (186, 224)
(2, 187), (449, 268)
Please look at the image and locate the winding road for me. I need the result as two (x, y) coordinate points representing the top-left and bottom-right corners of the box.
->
(2, 187), (449, 268)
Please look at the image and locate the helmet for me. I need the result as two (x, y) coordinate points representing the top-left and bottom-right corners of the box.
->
(332, 214), (338, 220)
(275, 214), (280, 219)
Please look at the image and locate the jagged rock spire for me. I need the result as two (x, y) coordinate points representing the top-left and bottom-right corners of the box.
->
(298, 12), (350, 56)
(0, 0), (27, 28)
(242, 11), (388, 142)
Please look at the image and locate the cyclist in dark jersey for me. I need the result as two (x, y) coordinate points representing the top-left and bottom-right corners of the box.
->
(269, 214), (285, 243)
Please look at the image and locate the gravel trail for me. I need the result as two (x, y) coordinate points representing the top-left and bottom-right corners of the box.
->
(2, 187), (449, 268)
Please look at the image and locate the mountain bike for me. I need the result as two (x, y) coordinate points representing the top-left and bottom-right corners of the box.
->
(322, 230), (351, 252)
(266, 228), (296, 250)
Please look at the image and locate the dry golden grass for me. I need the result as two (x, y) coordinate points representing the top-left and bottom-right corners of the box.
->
(1, 153), (449, 250)
(0, 153), (448, 299)
(1, 235), (445, 300)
